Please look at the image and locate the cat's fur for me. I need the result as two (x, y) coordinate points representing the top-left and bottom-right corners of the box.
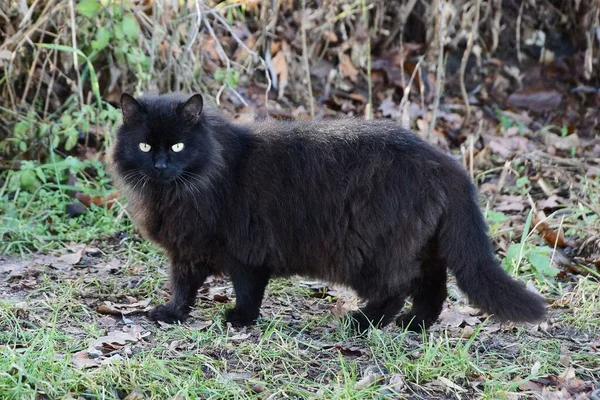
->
(105, 92), (547, 331)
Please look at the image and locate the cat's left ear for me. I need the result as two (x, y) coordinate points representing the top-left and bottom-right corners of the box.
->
(120, 93), (145, 123)
(179, 94), (204, 124)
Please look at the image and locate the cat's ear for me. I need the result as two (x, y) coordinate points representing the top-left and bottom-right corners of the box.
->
(120, 93), (144, 123)
(179, 94), (204, 124)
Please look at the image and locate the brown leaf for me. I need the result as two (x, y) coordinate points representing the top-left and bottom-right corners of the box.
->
(532, 211), (567, 248)
(212, 293), (229, 303)
(322, 343), (369, 357)
(538, 195), (563, 210)
(189, 320), (213, 330)
(76, 191), (119, 210)
(123, 388), (145, 400)
(542, 132), (580, 152)
(516, 377), (544, 393)
(271, 42), (289, 97)
(92, 330), (138, 351)
(461, 325), (475, 339)
(340, 54), (359, 83)
(71, 350), (100, 370)
(96, 299), (151, 316)
(507, 88), (562, 113)
(558, 367), (576, 382)
(58, 246), (85, 265)
(487, 136), (531, 158)
(229, 333), (251, 341)
(496, 195), (526, 212)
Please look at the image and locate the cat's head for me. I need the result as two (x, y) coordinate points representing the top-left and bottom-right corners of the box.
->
(109, 92), (222, 190)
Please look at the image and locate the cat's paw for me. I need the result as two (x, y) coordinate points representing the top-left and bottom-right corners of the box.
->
(395, 313), (428, 333)
(224, 308), (257, 327)
(148, 303), (189, 324)
(349, 311), (374, 335)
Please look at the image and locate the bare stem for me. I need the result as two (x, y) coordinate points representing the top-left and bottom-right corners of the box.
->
(301, 0), (315, 119)
(68, 0), (84, 107)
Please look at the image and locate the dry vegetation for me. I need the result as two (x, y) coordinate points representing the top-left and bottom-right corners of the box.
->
(1, 0), (599, 399)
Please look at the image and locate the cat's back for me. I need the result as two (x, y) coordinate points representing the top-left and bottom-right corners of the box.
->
(240, 117), (443, 165)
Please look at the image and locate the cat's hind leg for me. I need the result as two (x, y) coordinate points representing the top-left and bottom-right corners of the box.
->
(225, 266), (271, 327)
(350, 291), (408, 333)
(396, 253), (447, 332)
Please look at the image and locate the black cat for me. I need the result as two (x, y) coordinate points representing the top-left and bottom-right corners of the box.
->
(105, 92), (547, 332)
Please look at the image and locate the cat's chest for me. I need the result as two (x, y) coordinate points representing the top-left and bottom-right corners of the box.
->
(131, 196), (217, 249)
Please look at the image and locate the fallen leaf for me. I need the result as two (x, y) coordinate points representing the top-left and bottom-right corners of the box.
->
(461, 325), (475, 339)
(58, 246), (85, 265)
(487, 136), (531, 158)
(224, 372), (253, 381)
(212, 294), (229, 303)
(542, 132), (580, 151)
(340, 54), (359, 83)
(532, 211), (568, 248)
(71, 350), (99, 370)
(321, 343), (369, 357)
(75, 191), (119, 210)
(123, 388), (144, 400)
(355, 371), (383, 390)
(516, 377), (544, 393)
(531, 361), (542, 376)
(271, 42), (289, 98)
(538, 195), (563, 210)
(189, 320), (213, 330)
(507, 88), (562, 113)
(91, 330), (138, 351)
(439, 306), (482, 328)
(229, 333), (251, 341)
(558, 367), (576, 381)
(96, 299), (151, 316)
(435, 376), (467, 392)
(496, 195), (526, 212)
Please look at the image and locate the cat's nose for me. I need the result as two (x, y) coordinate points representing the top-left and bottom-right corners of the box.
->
(154, 159), (167, 170)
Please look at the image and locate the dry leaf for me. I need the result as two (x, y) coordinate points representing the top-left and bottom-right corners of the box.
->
(532, 211), (567, 248)
(189, 320), (213, 330)
(91, 330), (138, 351)
(58, 246), (85, 265)
(340, 54), (359, 83)
(71, 350), (99, 370)
(507, 88), (562, 113)
(96, 299), (151, 316)
(558, 367), (576, 381)
(271, 42), (289, 98)
(229, 333), (251, 341)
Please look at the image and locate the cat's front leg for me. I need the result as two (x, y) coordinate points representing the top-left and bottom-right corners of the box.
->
(225, 266), (270, 327)
(148, 261), (208, 324)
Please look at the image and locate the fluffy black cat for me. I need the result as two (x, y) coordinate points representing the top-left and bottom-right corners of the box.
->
(106, 92), (547, 332)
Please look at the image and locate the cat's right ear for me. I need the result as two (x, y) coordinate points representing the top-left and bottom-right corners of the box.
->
(120, 93), (144, 123)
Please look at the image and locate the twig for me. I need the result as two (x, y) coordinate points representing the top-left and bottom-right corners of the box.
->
(459, 0), (481, 124)
(361, 0), (372, 120)
(68, 0), (84, 106)
(399, 55), (424, 129)
(428, 0), (447, 140)
(301, 0), (315, 119)
(186, 0), (202, 52)
(516, 0), (524, 64)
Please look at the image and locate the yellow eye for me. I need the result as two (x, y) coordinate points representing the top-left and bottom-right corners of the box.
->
(139, 143), (151, 152)
(171, 143), (184, 152)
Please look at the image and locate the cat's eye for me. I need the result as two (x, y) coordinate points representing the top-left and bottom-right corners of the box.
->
(139, 143), (151, 152)
(171, 143), (185, 152)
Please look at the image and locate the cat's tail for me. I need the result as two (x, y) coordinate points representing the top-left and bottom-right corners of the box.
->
(438, 175), (547, 323)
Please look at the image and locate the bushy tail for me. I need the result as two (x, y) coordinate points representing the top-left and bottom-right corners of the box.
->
(438, 183), (547, 323)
